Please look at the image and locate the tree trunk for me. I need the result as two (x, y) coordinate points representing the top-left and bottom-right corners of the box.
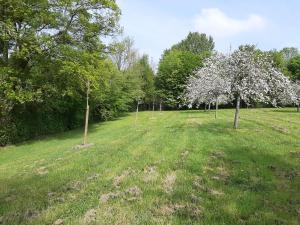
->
(3, 40), (9, 64)
(159, 101), (162, 111)
(297, 104), (299, 112)
(204, 104), (207, 112)
(83, 80), (90, 145)
(233, 95), (241, 129)
(152, 100), (155, 111)
(135, 102), (139, 124)
(208, 102), (211, 112)
(215, 96), (218, 119)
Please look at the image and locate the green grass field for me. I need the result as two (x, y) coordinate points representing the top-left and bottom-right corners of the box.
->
(0, 109), (300, 225)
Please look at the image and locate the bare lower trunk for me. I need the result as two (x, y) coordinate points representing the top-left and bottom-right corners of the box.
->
(152, 100), (155, 111)
(215, 96), (218, 119)
(3, 40), (9, 63)
(208, 102), (211, 111)
(135, 102), (139, 124)
(159, 101), (162, 111)
(233, 95), (241, 129)
(83, 80), (90, 145)
(204, 104), (207, 112)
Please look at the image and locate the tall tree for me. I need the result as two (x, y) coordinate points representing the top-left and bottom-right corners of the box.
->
(156, 32), (214, 107)
(137, 55), (155, 107)
(171, 32), (214, 55)
(286, 55), (300, 81)
(109, 37), (138, 71)
(156, 50), (203, 107)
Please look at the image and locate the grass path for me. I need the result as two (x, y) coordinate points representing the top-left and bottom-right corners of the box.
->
(0, 109), (299, 224)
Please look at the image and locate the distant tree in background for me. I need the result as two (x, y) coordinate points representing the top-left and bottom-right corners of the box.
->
(138, 55), (155, 107)
(110, 37), (138, 71)
(286, 55), (300, 81)
(171, 32), (214, 55)
(156, 32), (214, 108)
(156, 50), (203, 107)
(281, 47), (299, 61)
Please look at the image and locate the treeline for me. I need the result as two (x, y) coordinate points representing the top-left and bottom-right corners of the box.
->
(155, 33), (300, 108)
(0, 0), (155, 146)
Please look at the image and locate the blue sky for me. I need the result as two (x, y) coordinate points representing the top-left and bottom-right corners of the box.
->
(116, 0), (300, 64)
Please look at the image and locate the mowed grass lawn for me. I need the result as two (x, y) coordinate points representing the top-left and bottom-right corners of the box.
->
(0, 109), (300, 225)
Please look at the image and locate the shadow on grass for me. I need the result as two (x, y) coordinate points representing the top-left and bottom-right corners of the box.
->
(161, 116), (300, 224)
(180, 110), (208, 114)
(271, 108), (299, 113)
(1, 112), (299, 225)
(175, 121), (300, 224)
(11, 113), (130, 148)
(214, 147), (300, 224)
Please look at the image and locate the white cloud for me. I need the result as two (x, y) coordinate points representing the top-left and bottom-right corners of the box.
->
(194, 8), (266, 38)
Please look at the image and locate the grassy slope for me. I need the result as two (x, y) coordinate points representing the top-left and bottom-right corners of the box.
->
(0, 109), (299, 225)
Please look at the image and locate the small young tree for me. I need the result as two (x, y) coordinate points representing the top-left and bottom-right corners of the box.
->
(134, 91), (145, 125)
(60, 51), (103, 147)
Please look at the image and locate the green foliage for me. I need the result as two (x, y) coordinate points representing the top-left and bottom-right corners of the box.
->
(170, 32), (214, 55)
(286, 55), (300, 81)
(136, 55), (155, 104)
(156, 32), (213, 107)
(0, 0), (133, 146)
(268, 50), (285, 70)
(156, 50), (204, 106)
(264, 47), (300, 80)
(281, 47), (299, 61)
(257, 47), (299, 78)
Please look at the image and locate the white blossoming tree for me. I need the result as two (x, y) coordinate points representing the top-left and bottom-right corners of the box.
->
(292, 81), (300, 112)
(267, 66), (297, 108)
(186, 46), (296, 128)
(186, 53), (231, 118)
(228, 46), (296, 128)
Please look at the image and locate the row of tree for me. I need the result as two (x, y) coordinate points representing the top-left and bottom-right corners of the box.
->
(155, 35), (300, 110)
(1, 0), (300, 145)
(0, 0), (155, 146)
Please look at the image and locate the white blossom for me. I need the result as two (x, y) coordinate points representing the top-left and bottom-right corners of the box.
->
(185, 46), (298, 128)
(185, 53), (231, 109)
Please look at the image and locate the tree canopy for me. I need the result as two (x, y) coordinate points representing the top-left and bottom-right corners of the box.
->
(156, 32), (214, 107)
(170, 32), (214, 55)
(0, 0), (136, 146)
(286, 55), (300, 81)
